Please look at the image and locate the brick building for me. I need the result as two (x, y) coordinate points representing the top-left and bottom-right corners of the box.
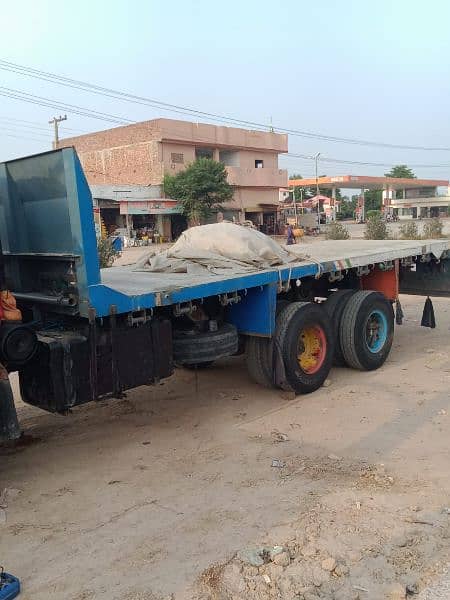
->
(58, 118), (288, 238)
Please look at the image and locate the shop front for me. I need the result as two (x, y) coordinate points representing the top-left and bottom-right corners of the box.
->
(119, 199), (186, 242)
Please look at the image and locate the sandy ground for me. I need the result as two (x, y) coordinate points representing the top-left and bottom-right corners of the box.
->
(1, 229), (450, 599)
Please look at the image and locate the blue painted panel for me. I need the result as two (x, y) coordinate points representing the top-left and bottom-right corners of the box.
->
(88, 263), (320, 318)
(226, 283), (277, 336)
(65, 150), (101, 288)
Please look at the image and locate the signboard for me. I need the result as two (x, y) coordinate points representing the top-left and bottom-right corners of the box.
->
(120, 200), (182, 215)
(93, 207), (101, 239)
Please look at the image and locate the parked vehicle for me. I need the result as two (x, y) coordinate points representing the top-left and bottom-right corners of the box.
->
(0, 148), (449, 440)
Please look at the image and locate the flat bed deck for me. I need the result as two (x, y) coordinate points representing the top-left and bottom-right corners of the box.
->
(98, 239), (449, 311)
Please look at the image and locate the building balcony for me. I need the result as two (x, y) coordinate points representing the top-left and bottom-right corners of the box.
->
(225, 166), (288, 188)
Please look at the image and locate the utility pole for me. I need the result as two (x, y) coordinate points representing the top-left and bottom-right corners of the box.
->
(314, 152), (321, 223)
(49, 114), (67, 148)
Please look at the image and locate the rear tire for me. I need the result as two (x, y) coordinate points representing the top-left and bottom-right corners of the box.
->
(324, 290), (356, 366)
(245, 300), (290, 388)
(339, 291), (394, 370)
(273, 302), (334, 394)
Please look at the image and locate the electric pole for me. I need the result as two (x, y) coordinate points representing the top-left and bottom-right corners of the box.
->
(49, 114), (67, 148)
(314, 152), (321, 223)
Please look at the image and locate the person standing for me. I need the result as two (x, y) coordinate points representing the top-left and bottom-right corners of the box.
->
(286, 223), (296, 245)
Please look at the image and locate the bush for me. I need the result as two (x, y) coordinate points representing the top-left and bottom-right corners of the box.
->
(325, 221), (350, 240)
(98, 238), (120, 268)
(364, 214), (390, 240)
(423, 217), (444, 239)
(366, 209), (381, 220)
(399, 221), (420, 240)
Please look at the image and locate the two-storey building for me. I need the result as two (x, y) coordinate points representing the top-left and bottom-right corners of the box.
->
(59, 118), (288, 239)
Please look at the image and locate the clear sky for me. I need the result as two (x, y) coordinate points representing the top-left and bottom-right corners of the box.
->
(1, 0), (450, 181)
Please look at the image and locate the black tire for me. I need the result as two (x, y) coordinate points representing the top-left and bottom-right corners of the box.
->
(273, 302), (334, 394)
(245, 300), (290, 388)
(245, 336), (272, 387)
(173, 323), (238, 366)
(339, 291), (394, 371)
(181, 361), (214, 370)
(324, 290), (356, 366)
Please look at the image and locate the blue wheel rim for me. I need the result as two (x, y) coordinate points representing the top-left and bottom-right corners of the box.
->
(365, 309), (388, 353)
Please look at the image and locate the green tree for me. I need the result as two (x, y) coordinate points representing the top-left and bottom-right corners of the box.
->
(385, 165), (416, 179)
(364, 189), (382, 212)
(338, 196), (356, 220)
(164, 159), (233, 226)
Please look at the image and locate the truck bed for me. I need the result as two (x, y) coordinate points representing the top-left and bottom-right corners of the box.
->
(2, 148), (448, 318)
(97, 239), (449, 312)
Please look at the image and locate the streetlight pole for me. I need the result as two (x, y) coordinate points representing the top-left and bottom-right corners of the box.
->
(292, 187), (297, 223)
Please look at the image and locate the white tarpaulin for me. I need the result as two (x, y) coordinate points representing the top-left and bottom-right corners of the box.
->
(134, 222), (309, 275)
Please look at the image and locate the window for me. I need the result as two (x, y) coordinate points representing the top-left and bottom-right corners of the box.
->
(255, 159), (264, 168)
(195, 147), (214, 160)
(219, 150), (239, 167)
(171, 152), (184, 164)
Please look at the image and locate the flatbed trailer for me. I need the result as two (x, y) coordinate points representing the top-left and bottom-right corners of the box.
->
(0, 148), (449, 438)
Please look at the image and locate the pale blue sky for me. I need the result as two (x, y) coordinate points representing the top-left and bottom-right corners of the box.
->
(1, 0), (450, 180)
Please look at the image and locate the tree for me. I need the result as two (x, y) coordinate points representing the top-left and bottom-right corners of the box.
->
(385, 165), (416, 179)
(164, 159), (233, 226)
(338, 196), (357, 220)
(364, 189), (382, 212)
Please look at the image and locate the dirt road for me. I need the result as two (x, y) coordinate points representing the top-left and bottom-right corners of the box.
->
(1, 294), (449, 599)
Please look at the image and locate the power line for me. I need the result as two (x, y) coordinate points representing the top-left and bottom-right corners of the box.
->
(0, 125), (50, 139)
(0, 115), (85, 133)
(284, 152), (450, 169)
(0, 131), (48, 143)
(2, 59), (450, 152)
(0, 87), (132, 125)
(1, 86), (448, 171)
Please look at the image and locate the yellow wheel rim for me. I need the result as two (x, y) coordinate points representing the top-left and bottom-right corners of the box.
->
(297, 326), (326, 374)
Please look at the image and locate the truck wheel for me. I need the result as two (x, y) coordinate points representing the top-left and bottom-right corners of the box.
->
(274, 302), (334, 394)
(324, 290), (356, 366)
(245, 300), (289, 388)
(181, 361), (214, 370)
(339, 291), (394, 370)
(245, 336), (272, 387)
(173, 323), (238, 366)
